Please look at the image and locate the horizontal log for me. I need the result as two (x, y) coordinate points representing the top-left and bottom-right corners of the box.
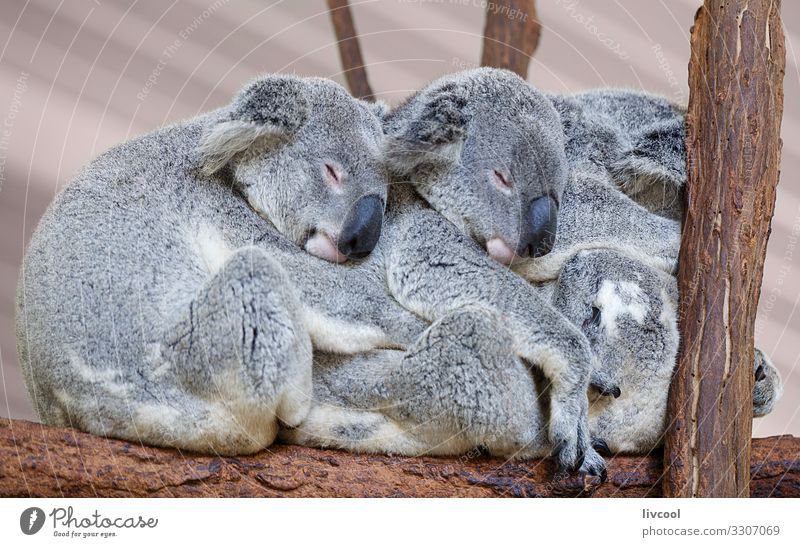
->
(0, 419), (797, 497)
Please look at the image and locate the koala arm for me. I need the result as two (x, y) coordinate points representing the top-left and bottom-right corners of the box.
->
(383, 207), (597, 471)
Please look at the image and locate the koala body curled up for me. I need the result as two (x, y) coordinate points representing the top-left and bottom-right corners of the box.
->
(17, 75), (425, 455)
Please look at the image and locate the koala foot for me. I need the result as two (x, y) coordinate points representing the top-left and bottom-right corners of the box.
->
(590, 370), (621, 398)
(162, 246), (313, 426)
(591, 438), (612, 457)
(579, 446), (608, 483)
(753, 348), (783, 418)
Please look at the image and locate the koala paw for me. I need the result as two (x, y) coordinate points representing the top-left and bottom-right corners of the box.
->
(579, 446), (608, 483)
(591, 438), (612, 456)
(551, 404), (593, 475)
(753, 348), (783, 417)
(590, 370), (621, 398)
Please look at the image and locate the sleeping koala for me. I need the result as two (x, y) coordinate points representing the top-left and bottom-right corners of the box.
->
(16, 74), (423, 455)
(383, 68), (566, 264)
(520, 88), (782, 451)
(19, 71), (600, 472)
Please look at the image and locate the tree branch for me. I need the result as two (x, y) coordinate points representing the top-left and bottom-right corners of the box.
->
(1, 419), (797, 497)
(480, 0), (541, 78)
(327, 0), (375, 101)
(665, 0), (786, 497)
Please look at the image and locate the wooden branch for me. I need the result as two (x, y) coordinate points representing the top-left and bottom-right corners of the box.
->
(1, 419), (797, 497)
(480, 0), (541, 78)
(327, 0), (375, 101)
(665, 0), (785, 497)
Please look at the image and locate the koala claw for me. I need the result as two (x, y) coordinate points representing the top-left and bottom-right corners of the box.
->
(590, 370), (621, 398)
(578, 446), (608, 483)
(591, 438), (612, 456)
(591, 382), (621, 398)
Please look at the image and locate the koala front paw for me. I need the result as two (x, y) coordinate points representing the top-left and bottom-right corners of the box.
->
(579, 446), (608, 482)
(590, 370), (621, 398)
(753, 348), (782, 417)
(550, 399), (592, 475)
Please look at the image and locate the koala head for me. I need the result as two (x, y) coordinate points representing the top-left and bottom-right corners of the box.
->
(549, 249), (678, 452)
(199, 75), (388, 262)
(384, 68), (568, 265)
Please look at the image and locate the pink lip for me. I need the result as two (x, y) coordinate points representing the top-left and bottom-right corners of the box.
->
(486, 237), (524, 266)
(305, 231), (348, 263)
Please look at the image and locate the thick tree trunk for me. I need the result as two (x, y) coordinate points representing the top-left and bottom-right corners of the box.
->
(665, 0), (785, 497)
(327, 0), (375, 101)
(480, 0), (541, 78)
(1, 419), (798, 497)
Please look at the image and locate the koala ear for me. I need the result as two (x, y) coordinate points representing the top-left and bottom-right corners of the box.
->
(198, 76), (309, 175)
(358, 99), (390, 121)
(609, 117), (687, 210)
(384, 83), (469, 174)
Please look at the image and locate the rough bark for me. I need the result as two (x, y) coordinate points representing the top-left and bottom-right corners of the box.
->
(1, 419), (797, 497)
(480, 0), (541, 78)
(665, 0), (785, 497)
(327, 0), (375, 101)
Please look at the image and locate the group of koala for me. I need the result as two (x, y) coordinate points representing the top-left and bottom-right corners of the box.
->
(16, 68), (782, 479)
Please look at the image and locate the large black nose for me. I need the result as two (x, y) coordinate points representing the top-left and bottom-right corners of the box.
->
(337, 195), (384, 259)
(518, 195), (558, 258)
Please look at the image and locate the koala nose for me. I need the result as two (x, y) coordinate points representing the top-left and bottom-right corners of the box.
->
(337, 195), (384, 259)
(519, 195), (558, 258)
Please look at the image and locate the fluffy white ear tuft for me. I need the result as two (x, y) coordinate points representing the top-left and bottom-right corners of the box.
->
(198, 120), (285, 176)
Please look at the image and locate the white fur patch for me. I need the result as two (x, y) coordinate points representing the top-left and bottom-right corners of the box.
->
(595, 280), (649, 338)
(301, 307), (397, 353)
(188, 223), (232, 274)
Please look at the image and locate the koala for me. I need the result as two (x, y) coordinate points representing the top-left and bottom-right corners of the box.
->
(521, 88), (782, 451)
(753, 348), (783, 417)
(16, 74), (424, 455)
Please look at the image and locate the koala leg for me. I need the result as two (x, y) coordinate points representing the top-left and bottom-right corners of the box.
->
(386, 213), (597, 472)
(155, 246), (313, 452)
(285, 306), (546, 457)
(753, 348), (783, 417)
(287, 306), (606, 476)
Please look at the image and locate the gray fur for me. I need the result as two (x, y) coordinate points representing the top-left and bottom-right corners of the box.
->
(285, 70), (607, 474)
(18, 72), (600, 473)
(290, 79), (782, 460)
(16, 74), (420, 455)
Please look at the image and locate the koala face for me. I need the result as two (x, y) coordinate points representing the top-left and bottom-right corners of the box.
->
(384, 68), (568, 265)
(199, 75), (388, 262)
(550, 250), (678, 452)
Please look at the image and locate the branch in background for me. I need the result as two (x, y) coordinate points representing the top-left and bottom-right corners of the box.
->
(665, 0), (785, 497)
(480, 0), (541, 78)
(327, 0), (375, 101)
(1, 419), (798, 497)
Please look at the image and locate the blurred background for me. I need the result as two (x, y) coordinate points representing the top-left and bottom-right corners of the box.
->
(0, 0), (797, 436)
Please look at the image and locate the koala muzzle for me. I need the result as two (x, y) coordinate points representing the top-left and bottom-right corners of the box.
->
(337, 194), (384, 259)
(520, 195), (558, 258)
